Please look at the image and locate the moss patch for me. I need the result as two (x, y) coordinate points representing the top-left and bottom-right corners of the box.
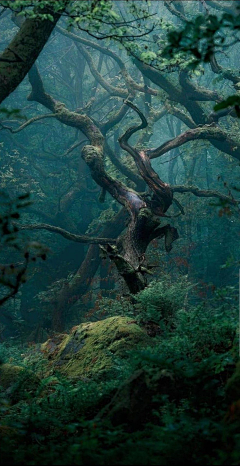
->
(0, 363), (40, 403)
(41, 316), (152, 380)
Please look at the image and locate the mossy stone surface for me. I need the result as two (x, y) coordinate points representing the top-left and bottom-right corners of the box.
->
(41, 316), (152, 380)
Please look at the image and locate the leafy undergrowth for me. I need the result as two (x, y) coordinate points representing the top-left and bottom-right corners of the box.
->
(0, 281), (239, 465)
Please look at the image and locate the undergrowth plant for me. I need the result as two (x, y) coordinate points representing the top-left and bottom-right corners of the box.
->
(0, 278), (239, 465)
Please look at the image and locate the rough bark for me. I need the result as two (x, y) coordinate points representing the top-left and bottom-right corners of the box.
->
(0, 2), (68, 103)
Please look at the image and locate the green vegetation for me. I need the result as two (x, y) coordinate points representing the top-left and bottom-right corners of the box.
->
(0, 281), (239, 464)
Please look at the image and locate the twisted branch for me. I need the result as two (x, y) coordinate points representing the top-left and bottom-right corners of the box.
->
(147, 124), (240, 160)
(119, 101), (173, 214)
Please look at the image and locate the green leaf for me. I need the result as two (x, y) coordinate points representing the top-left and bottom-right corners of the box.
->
(214, 95), (240, 113)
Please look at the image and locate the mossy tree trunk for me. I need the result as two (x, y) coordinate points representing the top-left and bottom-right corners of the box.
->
(0, 2), (68, 104)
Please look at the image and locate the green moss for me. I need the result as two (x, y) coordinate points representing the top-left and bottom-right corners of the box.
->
(0, 363), (24, 390)
(0, 363), (40, 403)
(41, 316), (152, 380)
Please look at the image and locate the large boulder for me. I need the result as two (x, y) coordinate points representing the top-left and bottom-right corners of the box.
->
(41, 316), (152, 380)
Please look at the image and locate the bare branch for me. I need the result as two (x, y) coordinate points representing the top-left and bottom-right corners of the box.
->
(100, 96), (135, 135)
(75, 43), (128, 98)
(165, 102), (196, 129)
(164, 1), (187, 22)
(0, 113), (56, 133)
(27, 64), (147, 218)
(148, 124), (240, 160)
(136, 105), (167, 147)
(172, 185), (239, 206)
(56, 25), (125, 69)
(207, 1), (237, 14)
(76, 23), (155, 42)
(105, 141), (145, 191)
(210, 55), (240, 89)
(119, 100), (148, 149)
(28, 64), (104, 147)
(179, 70), (221, 103)
(60, 139), (89, 158)
(57, 26), (158, 96)
(18, 223), (116, 244)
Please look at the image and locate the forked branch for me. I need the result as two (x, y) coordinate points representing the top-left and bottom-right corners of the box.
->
(119, 100), (173, 214)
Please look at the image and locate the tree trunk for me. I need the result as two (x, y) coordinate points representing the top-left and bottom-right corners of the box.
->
(0, 3), (68, 103)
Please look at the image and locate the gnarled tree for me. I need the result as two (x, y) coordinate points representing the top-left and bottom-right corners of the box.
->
(1, 1), (240, 331)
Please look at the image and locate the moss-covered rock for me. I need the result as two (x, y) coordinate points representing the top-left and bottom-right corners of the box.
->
(41, 316), (152, 380)
(0, 363), (40, 403)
